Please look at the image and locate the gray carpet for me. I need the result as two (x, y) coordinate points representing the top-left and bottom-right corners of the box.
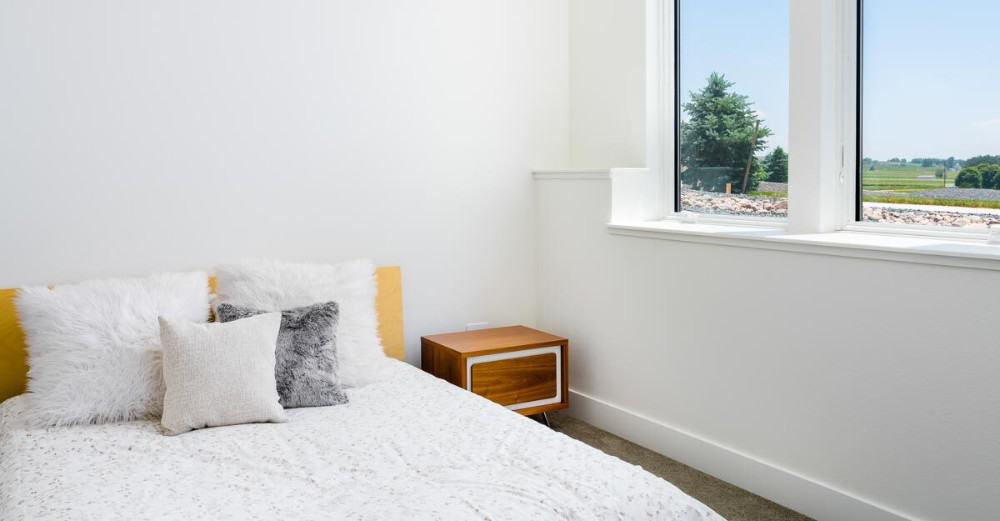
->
(548, 412), (813, 521)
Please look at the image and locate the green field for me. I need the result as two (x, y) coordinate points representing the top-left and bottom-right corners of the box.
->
(863, 194), (1000, 210)
(862, 163), (952, 193)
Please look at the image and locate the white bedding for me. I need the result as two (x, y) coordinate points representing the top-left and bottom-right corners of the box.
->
(0, 359), (723, 521)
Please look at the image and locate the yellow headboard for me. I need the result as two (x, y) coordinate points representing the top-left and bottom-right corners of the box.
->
(0, 266), (404, 403)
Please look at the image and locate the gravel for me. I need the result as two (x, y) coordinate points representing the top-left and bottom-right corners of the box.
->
(681, 189), (1000, 228)
(903, 187), (1000, 201)
(862, 206), (1000, 227)
(681, 190), (787, 218)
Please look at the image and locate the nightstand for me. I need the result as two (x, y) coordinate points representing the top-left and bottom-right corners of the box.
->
(421, 326), (568, 424)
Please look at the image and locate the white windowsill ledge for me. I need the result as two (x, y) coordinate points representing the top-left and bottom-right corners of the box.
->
(609, 220), (1000, 271)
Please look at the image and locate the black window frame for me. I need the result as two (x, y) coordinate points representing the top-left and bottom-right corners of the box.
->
(855, 0), (864, 221)
(673, 0), (682, 212)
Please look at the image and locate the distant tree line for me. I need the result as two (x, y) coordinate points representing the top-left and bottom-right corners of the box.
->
(864, 157), (960, 169)
(963, 155), (1000, 168)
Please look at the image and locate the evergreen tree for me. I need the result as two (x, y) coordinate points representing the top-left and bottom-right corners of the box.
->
(763, 147), (789, 183)
(680, 73), (772, 193)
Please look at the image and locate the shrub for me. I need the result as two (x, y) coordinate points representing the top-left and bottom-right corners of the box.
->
(955, 166), (983, 189)
(980, 164), (1000, 190)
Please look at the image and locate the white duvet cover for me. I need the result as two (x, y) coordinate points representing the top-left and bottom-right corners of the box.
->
(0, 359), (723, 521)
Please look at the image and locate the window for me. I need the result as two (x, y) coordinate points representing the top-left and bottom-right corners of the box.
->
(676, 0), (789, 219)
(859, 0), (1000, 229)
(649, 0), (1000, 241)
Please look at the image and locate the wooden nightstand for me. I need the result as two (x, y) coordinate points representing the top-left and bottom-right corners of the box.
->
(421, 326), (568, 422)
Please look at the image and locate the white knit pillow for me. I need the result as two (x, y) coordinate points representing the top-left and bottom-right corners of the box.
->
(213, 259), (386, 387)
(15, 272), (210, 427)
(159, 313), (286, 436)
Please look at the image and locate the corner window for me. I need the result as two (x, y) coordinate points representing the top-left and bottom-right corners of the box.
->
(676, 0), (789, 219)
(859, 0), (1000, 228)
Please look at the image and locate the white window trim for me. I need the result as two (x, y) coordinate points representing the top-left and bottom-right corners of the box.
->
(607, 220), (1000, 272)
(533, 167), (1000, 270)
(640, 0), (995, 244)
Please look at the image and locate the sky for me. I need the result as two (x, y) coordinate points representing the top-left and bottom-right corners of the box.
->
(681, 0), (1000, 161)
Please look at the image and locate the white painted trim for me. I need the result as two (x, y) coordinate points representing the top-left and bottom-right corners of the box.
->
(611, 168), (661, 222)
(568, 389), (921, 521)
(608, 220), (1000, 271)
(532, 169), (611, 181)
(838, 0), (860, 230)
(843, 221), (990, 241)
(466, 346), (562, 411)
(645, 0), (671, 218)
(787, 0), (842, 234)
(662, 212), (789, 230)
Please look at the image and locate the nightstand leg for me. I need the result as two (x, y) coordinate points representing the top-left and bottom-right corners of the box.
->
(531, 412), (551, 428)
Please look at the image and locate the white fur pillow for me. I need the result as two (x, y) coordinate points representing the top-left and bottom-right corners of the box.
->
(159, 314), (287, 435)
(214, 259), (386, 387)
(15, 272), (210, 427)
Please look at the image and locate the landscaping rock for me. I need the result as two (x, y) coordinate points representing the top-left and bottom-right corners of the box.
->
(681, 189), (1000, 228)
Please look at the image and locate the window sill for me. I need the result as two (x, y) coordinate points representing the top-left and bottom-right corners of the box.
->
(608, 220), (1000, 271)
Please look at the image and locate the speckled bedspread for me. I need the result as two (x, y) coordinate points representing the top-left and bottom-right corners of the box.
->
(0, 359), (723, 521)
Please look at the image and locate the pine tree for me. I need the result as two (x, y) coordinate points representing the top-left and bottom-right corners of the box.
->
(680, 73), (772, 193)
(763, 147), (788, 183)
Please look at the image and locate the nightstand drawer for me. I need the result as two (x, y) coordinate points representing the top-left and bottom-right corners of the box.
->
(466, 345), (563, 411)
(470, 352), (557, 406)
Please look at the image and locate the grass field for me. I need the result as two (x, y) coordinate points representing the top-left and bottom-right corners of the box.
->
(862, 163), (952, 192)
(713, 162), (1000, 211)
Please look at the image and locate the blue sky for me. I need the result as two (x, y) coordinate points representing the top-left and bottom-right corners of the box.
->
(681, 0), (1000, 161)
(680, 0), (789, 155)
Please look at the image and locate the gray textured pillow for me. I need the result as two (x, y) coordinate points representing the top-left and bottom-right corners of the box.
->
(215, 301), (348, 409)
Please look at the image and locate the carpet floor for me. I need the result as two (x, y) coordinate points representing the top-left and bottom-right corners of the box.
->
(548, 412), (813, 521)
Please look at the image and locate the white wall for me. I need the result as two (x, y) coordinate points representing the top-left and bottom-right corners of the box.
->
(569, 0), (645, 168)
(536, 177), (1000, 521)
(0, 0), (570, 364)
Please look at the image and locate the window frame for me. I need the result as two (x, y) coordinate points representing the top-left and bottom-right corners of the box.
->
(672, 0), (681, 214)
(650, 0), (993, 241)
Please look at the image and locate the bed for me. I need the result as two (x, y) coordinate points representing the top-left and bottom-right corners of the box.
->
(0, 268), (723, 520)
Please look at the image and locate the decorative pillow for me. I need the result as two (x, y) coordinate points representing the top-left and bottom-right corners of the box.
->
(213, 259), (386, 387)
(15, 272), (210, 427)
(215, 301), (348, 408)
(159, 313), (287, 435)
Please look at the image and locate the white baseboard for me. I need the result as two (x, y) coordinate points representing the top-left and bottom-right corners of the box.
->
(567, 389), (919, 521)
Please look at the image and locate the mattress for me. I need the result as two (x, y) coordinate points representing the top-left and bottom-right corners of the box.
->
(0, 359), (723, 521)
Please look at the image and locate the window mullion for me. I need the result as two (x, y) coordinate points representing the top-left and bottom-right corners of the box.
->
(787, 0), (842, 234)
